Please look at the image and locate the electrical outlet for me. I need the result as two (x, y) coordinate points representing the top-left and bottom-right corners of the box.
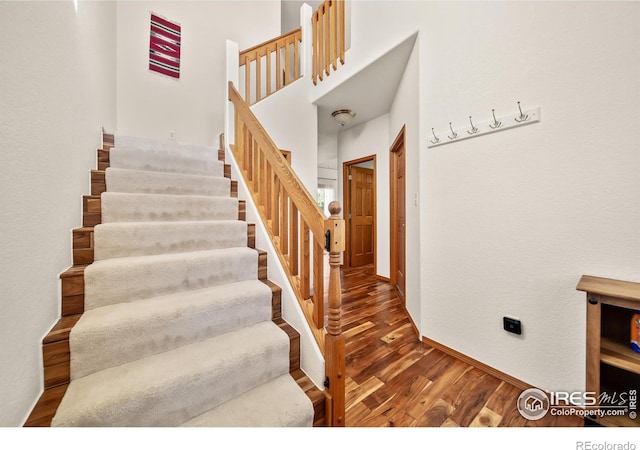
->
(169, 130), (176, 140)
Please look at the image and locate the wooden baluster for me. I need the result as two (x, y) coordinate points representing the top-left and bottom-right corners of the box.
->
(324, 2), (330, 76)
(265, 162), (272, 221)
(245, 56), (251, 103)
(280, 188), (289, 256)
(313, 240), (324, 329)
(253, 140), (260, 193)
(290, 203), (299, 276)
(266, 46), (272, 97)
(272, 176), (280, 237)
(318, 7), (324, 81)
(284, 37), (291, 86)
(255, 51), (261, 103)
(243, 128), (250, 178)
(300, 221), (310, 299)
(256, 150), (263, 204)
(331, 0), (338, 71)
(293, 34), (300, 80)
(261, 154), (268, 209)
(246, 133), (253, 182)
(339, 0), (345, 64)
(312, 11), (318, 85)
(276, 41), (282, 91)
(325, 201), (345, 427)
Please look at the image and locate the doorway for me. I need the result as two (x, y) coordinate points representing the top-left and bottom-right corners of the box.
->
(390, 126), (406, 302)
(343, 156), (376, 270)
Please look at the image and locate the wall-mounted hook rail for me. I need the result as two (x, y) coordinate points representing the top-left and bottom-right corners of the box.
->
(427, 104), (540, 148)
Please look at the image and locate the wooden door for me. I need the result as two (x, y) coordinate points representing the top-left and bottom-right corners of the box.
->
(390, 127), (406, 299)
(350, 166), (375, 267)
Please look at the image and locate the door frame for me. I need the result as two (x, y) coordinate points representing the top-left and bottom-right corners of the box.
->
(342, 155), (377, 272)
(390, 125), (406, 300)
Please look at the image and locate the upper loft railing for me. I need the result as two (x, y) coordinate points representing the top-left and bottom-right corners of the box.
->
(229, 81), (346, 426)
(239, 28), (302, 105)
(238, 0), (345, 104)
(312, 0), (345, 85)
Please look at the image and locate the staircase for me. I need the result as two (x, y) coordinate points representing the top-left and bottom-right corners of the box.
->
(25, 134), (325, 427)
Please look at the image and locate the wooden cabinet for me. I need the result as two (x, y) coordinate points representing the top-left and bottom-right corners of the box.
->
(577, 275), (640, 427)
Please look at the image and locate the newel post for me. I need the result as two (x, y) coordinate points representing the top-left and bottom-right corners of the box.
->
(325, 201), (345, 426)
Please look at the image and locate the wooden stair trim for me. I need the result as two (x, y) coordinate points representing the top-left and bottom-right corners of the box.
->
(91, 170), (106, 196)
(292, 369), (326, 427)
(73, 227), (94, 266)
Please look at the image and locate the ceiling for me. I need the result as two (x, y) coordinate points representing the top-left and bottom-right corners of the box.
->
(314, 33), (418, 136)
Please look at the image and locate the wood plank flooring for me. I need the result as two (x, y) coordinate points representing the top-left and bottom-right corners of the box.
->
(340, 264), (584, 428)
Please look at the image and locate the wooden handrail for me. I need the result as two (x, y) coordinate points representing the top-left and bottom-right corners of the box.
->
(312, 0), (345, 85)
(229, 81), (345, 426)
(239, 28), (302, 105)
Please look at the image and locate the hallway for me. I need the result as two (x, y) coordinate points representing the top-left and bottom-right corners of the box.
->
(340, 264), (583, 427)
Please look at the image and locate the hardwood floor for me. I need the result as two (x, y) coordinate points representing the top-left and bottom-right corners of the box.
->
(340, 264), (584, 428)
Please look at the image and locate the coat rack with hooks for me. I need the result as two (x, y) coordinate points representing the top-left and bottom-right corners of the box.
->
(427, 102), (541, 148)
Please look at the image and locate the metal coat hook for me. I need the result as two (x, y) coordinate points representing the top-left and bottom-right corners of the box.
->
(467, 116), (479, 135)
(489, 109), (502, 129)
(430, 128), (440, 144)
(514, 101), (529, 123)
(448, 122), (458, 140)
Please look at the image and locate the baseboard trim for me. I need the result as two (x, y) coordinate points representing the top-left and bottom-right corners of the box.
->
(400, 301), (420, 339)
(376, 275), (390, 283)
(421, 336), (532, 392)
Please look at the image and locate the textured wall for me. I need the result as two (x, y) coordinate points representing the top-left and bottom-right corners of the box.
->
(419, 1), (640, 392)
(0, 1), (116, 425)
(116, 1), (280, 146)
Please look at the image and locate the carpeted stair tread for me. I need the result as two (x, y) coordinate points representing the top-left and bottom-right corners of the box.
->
(84, 247), (258, 309)
(105, 167), (230, 197)
(71, 279), (273, 379)
(51, 321), (291, 427)
(110, 146), (223, 176)
(101, 192), (238, 223)
(93, 220), (248, 260)
(180, 374), (313, 427)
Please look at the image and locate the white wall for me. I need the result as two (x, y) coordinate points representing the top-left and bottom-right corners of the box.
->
(116, 1), (280, 146)
(337, 114), (390, 278)
(419, 2), (640, 393)
(389, 38), (420, 331)
(250, 79), (319, 193)
(0, 1), (117, 426)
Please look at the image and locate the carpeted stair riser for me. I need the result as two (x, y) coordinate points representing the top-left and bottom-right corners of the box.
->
(84, 247), (258, 310)
(70, 279), (273, 379)
(181, 374), (314, 427)
(101, 192), (238, 223)
(105, 167), (231, 197)
(109, 147), (223, 177)
(93, 220), (248, 260)
(114, 136), (217, 156)
(52, 321), (291, 427)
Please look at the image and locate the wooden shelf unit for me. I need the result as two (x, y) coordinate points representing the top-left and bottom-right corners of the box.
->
(577, 275), (640, 427)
